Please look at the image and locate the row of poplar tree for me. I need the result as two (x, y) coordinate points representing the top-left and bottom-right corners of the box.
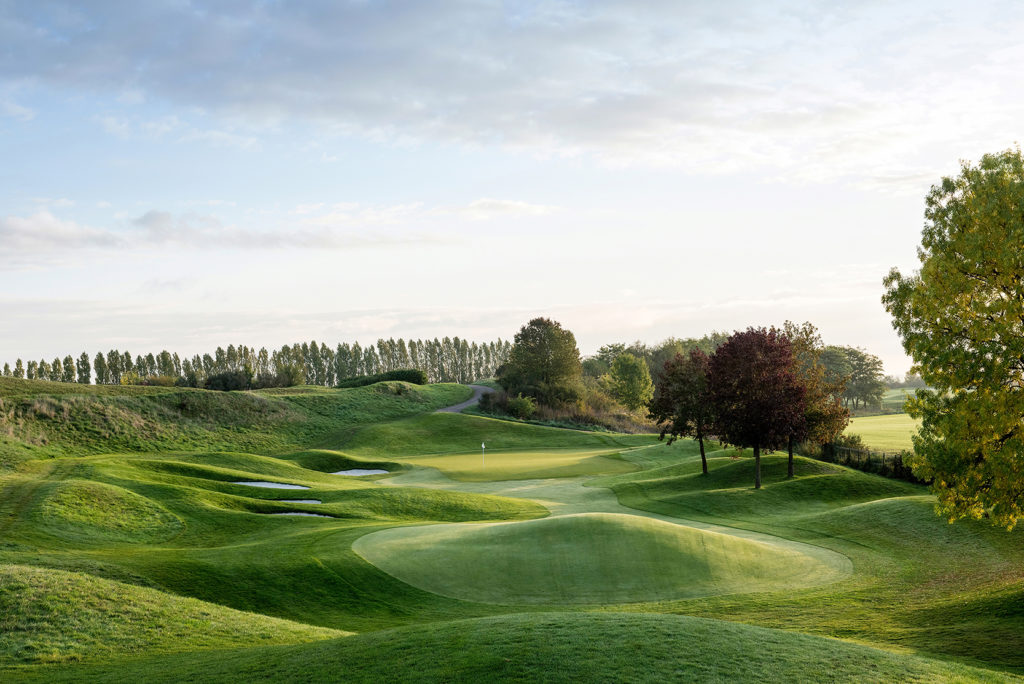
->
(1, 337), (512, 388)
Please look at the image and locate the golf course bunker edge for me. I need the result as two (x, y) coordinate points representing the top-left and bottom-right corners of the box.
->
(353, 512), (848, 605)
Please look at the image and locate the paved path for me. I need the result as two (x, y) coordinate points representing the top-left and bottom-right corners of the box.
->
(435, 384), (496, 413)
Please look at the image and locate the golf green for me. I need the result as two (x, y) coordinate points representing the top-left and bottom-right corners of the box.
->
(354, 512), (845, 604)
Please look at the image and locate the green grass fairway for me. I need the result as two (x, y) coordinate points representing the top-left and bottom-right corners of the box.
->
(845, 413), (922, 451)
(394, 447), (638, 481)
(17, 613), (1010, 683)
(354, 512), (843, 604)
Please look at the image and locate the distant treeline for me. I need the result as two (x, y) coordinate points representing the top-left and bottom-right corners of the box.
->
(1, 337), (512, 389)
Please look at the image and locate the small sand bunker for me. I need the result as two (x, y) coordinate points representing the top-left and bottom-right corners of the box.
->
(233, 481), (310, 490)
(277, 499), (322, 504)
(333, 469), (389, 476)
(267, 512), (333, 518)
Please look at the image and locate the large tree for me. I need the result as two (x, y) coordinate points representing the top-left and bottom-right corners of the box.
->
(884, 148), (1024, 529)
(607, 352), (654, 412)
(782, 321), (850, 477)
(499, 317), (582, 406)
(649, 349), (714, 474)
(708, 327), (807, 489)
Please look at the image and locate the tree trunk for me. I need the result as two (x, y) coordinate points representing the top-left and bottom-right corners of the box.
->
(787, 434), (794, 478)
(698, 428), (708, 475)
(754, 441), (761, 489)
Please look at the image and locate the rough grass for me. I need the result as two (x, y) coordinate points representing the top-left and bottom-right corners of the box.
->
(0, 564), (342, 666)
(0, 380), (471, 469)
(13, 613), (1013, 683)
(845, 413), (922, 451)
(354, 512), (843, 604)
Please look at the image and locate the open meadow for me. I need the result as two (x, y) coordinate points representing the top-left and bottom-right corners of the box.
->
(1, 378), (1021, 682)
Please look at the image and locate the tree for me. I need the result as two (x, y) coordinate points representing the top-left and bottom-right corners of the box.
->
(843, 347), (885, 410)
(13, 359), (24, 379)
(883, 148), (1024, 529)
(76, 352), (91, 384)
(94, 352), (109, 385)
(649, 349), (714, 474)
(61, 356), (75, 383)
(606, 353), (654, 412)
(2, 363), (9, 377)
(26, 360), (37, 380)
(498, 317), (583, 407)
(708, 328), (807, 489)
(782, 321), (850, 477)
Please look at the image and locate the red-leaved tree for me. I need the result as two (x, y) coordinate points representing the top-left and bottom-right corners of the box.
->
(648, 349), (714, 474)
(709, 327), (807, 489)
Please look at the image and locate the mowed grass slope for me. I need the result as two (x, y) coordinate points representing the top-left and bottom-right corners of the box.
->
(597, 448), (1024, 672)
(354, 512), (843, 604)
(344, 412), (655, 481)
(17, 613), (1013, 684)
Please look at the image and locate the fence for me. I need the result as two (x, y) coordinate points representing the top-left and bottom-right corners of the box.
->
(815, 444), (926, 484)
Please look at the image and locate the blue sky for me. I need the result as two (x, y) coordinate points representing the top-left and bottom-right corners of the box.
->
(3, 1), (1024, 373)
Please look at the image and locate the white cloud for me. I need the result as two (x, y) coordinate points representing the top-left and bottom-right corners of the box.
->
(3, 2), (1023, 186)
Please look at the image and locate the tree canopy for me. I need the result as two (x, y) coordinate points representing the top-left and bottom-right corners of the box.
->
(708, 327), (807, 489)
(607, 353), (654, 412)
(499, 317), (583, 407)
(649, 349), (714, 474)
(883, 148), (1024, 529)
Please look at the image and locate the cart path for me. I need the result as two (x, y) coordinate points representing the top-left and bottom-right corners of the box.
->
(435, 384), (495, 413)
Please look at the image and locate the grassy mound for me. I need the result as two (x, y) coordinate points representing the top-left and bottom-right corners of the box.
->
(354, 512), (843, 604)
(598, 453), (920, 524)
(14, 613), (1008, 683)
(34, 480), (182, 544)
(0, 564), (342, 666)
(0, 380), (471, 469)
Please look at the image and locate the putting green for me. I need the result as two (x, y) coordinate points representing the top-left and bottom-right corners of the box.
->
(354, 512), (844, 604)
(393, 448), (638, 482)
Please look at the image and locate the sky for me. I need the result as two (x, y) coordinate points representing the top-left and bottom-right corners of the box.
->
(3, 1), (1024, 374)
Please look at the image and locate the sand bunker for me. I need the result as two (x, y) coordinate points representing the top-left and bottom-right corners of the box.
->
(267, 512), (333, 518)
(333, 469), (389, 476)
(233, 481), (310, 490)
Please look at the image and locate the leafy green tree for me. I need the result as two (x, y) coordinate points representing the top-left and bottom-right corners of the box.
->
(606, 353), (654, 411)
(52, 357), (63, 381)
(62, 356), (75, 383)
(94, 352), (109, 385)
(821, 345), (853, 391)
(884, 148), (1024, 528)
(38, 359), (51, 381)
(782, 321), (850, 477)
(76, 352), (91, 384)
(26, 360), (37, 380)
(709, 328), (807, 489)
(499, 317), (583, 407)
(843, 347), (885, 410)
(2, 362), (9, 377)
(649, 349), (714, 474)
(13, 359), (24, 379)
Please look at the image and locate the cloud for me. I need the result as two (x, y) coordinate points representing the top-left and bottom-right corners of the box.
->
(4, 2), (1024, 186)
(441, 199), (558, 221)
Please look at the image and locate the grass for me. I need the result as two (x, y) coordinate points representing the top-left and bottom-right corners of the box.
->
(845, 413), (922, 451)
(354, 512), (843, 604)
(2, 378), (1023, 682)
(12, 613), (1011, 683)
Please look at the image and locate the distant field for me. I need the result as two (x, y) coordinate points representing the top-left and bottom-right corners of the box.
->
(845, 413), (921, 451)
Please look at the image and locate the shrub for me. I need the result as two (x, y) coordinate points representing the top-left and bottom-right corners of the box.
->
(336, 369), (428, 388)
(205, 370), (252, 392)
(506, 394), (537, 419)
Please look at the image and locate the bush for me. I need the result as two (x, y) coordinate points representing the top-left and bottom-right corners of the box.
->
(336, 369), (428, 388)
(205, 370), (252, 392)
(506, 394), (537, 419)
